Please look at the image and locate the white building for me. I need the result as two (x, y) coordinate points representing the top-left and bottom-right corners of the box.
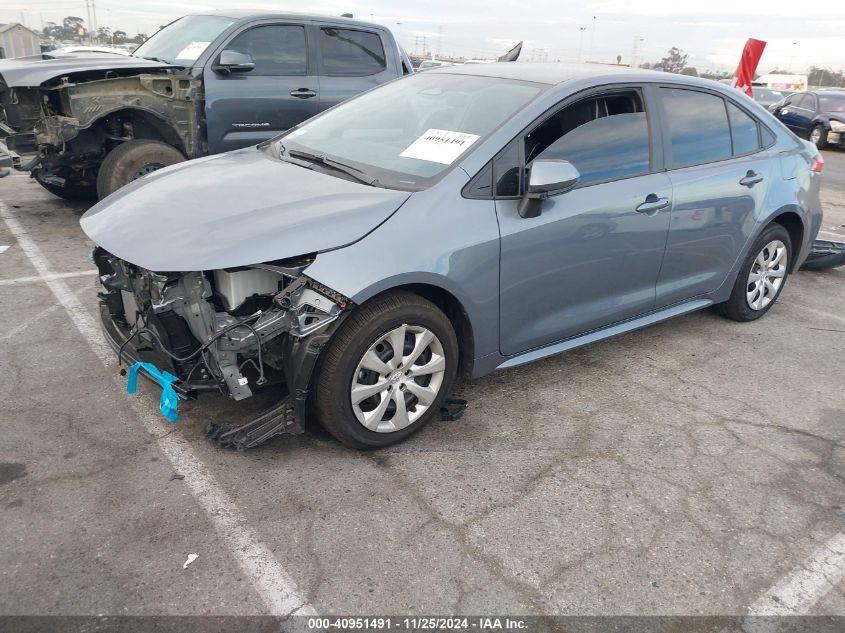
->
(0, 23), (41, 59)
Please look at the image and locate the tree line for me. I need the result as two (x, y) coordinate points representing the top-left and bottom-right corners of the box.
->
(41, 16), (147, 46)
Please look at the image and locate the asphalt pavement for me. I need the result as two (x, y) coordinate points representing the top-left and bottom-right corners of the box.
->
(0, 150), (843, 620)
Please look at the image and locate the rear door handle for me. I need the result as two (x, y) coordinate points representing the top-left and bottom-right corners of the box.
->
(635, 194), (670, 215)
(290, 88), (317, 99)
(739, 171), (764, 187)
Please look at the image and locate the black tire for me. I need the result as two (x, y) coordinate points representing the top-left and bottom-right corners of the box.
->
(810, 125), (829, 150)
(35, 173), (97, 201)
(717, 224), (792, 322)
(314, 291), (459, 449)
(96, 140), (185, 199)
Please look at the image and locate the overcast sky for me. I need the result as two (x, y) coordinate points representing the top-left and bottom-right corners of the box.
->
(3, 0), (844, 73)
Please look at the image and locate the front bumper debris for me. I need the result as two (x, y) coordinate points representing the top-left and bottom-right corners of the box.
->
(206, 398), (300, 450)
(801, 239), (845, 271)
(94, 248), (352, 447)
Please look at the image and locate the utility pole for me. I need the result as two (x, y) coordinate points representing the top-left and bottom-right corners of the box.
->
(85, 0), (93, 42)
(577, 26), (586, 63)
(91, 0), (98, 35)
(437, 25), (442, 58)
(587, 15), (596, 62)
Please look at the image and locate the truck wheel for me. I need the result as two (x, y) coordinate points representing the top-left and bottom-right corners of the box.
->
(314, 291), (459, 449)
(97, 140), (185, 199)
(35, 174), (98, 201)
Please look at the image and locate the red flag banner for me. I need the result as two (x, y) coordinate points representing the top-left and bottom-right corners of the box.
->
(731, 38), (767, 97)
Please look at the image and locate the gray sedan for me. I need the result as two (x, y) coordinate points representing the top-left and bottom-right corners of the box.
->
(81, 63), (824, 449)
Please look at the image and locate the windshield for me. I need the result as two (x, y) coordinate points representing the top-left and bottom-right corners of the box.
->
(280, 73), (544, 190)
(133, 15), (234, 65)
(754, 88), (788, 104)
(819, 94), (845, 112)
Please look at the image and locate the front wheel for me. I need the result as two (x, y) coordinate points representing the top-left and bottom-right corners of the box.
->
(809, 125), (829, 150)
(96, 140), (185, 199)
(717, 224), (792, 322)
(314, 291), (459, 449)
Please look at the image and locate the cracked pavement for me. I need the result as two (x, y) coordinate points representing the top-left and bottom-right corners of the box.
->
(0, 150), (843, 616)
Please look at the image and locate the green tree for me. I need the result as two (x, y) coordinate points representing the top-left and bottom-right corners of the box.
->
(808, 66), (845, 88)
(680, 67), (699, 77)
(112, 30), (128, 44)
(658, 47), (688, 74)
(62, 16), (85, 39)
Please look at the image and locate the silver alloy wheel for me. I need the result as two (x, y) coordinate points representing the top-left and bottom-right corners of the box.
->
(350, 324), (446, 433)
(810, 127), (822, 145)
(746, 239), (788, 310)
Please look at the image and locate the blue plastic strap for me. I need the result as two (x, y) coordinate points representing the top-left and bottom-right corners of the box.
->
(126, 361), (181, 422)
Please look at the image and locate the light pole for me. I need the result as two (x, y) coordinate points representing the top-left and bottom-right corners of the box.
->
(577, 26), (586, 63)
(587, 15), (596, 62)
(789, 41), (798, 73)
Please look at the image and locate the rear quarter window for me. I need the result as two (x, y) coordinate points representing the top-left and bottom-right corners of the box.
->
(320, 28), (386, 76)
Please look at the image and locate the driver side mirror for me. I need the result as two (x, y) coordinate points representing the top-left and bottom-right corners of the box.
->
(213, 50), (255, 74)
(517, 159), (580, 218)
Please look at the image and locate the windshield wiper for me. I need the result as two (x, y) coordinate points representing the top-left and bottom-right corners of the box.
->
(140, 56), (170, 63)
(285, 148), (379, 187)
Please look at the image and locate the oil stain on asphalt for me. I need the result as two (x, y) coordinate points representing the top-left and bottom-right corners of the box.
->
(0, 462), (26, 486)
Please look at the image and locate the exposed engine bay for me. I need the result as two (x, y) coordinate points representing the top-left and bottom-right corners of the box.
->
(0, 64), (199, 191)
(93, 248), (351, 438)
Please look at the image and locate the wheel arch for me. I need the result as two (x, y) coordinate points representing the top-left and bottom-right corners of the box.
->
(89, 106), (187, 155)
(354, 282), (477, 380)
(767, 208), (805, 272)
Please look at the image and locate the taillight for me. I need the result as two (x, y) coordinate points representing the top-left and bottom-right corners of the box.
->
(811, 153), (825, 172)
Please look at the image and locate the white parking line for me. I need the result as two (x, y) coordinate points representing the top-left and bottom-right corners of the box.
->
(748, 533), (845, 616)
(0, 202), (316, 617)
(0, 270), (97, 286)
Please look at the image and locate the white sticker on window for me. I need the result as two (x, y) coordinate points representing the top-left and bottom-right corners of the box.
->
(175, 41), (210, 60)
(399, 128), (480, 164)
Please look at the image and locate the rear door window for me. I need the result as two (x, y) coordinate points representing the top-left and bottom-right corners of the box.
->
(224, 25), (307, 75)
(726, 101), (760, 155)
(319, 28), (386, 75)
(660, 88), (732, 168)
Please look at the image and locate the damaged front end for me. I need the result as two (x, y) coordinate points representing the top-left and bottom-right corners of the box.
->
(93, 248), (351, 447)
(0, 68), (199, 193)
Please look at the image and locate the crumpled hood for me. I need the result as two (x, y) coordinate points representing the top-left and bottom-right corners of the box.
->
(0, 55), (179, 87)
(80, 147), (411, 272)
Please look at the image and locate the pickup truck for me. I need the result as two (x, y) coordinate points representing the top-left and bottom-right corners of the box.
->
(0, 12), (412, 199)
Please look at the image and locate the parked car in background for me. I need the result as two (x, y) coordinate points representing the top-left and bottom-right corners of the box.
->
(771, 89), (845, 149)
(751, 86), (791, 109)
(0, 12), (412, 200)
(418, 60), (456, 71)
(81, 64), (822, 449)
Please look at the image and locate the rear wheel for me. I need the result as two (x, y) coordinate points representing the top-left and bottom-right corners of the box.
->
(35, 173), (97, 201)
(809, 125), (829, 150)
(96, 140), (185, 199)
(314, 291), (459, 449)
(717, 224), (792, 322)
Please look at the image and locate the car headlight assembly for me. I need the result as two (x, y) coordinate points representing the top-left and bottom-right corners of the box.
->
(829, 120), (845, 133)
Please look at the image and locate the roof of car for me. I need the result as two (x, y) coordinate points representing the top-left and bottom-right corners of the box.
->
(191, 11), (385, 29)
(428, 62), (728, 89)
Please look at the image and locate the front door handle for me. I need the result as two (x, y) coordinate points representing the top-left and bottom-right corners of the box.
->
(290, 88), (317, 99)
(635, 194), (670, 215)
(739, 170), (764, 187)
